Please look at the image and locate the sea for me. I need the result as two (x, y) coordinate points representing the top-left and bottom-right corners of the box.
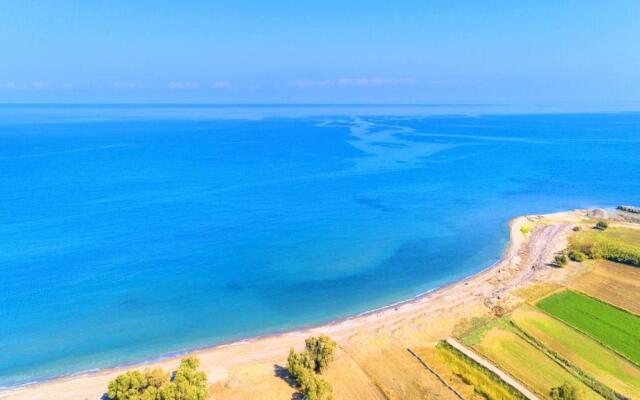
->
(0, 104), (639, 387)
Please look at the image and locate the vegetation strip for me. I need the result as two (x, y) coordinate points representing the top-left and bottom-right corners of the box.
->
(445, 338), (539, 400)
(569, 228), (640, 266)
(537, 290), (640, 366)
(509, 321), (621, 400)
(407, 348), (465, 400)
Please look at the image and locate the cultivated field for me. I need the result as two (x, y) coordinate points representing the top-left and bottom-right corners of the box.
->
(469, 326), (600, 399)
(537, 290), (640, 365)
(511, 305), (640, 399)
(571, 260), (640, 315)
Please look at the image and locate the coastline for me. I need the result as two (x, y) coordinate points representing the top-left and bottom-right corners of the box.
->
(0, 210), (582, 400)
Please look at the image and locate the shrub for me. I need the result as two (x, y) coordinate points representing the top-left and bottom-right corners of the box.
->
(550, 382), (578, 400)
(595, 221), (609, 230)
(572, 226), (581, 232)
(106, 357), (207, 400)
(567, 250), (587, 262)
(554, 254), (568, 267)
(520, 225), (532, 235)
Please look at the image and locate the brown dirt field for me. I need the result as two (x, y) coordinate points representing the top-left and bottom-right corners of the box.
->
(571, 260), (640, 315)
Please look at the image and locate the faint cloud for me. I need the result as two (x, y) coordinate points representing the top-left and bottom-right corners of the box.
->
(290, 77), (415, 88)
(4, 81), (18, 89)
(114, 81), (141, 89)
(212, 80), (232, 89)
(168, 81), (199, 89)
(31, 81), (48, 89)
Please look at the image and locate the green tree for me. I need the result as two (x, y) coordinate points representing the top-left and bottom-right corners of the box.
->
(107, 369), (169, 400)
(160, 357), (208, 400)
(297, 367), (333, 400)
(286, 336), (336, 400)
(595, 221), (609, 230)
(106, 358), (206, 400)
(304, 335), (336, 374)
(287, 348), (314, 380)
(550, 382), (578, 400)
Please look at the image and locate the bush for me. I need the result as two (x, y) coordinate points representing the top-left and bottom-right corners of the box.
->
(595, 221), (609, 230)
(520, 225), (532, 235)
(567, 250), (587, 262)
(572, 226), (581, 232)
(106, 357), (207, 400)
(550, 382), (578, 400)
(554, 254), (568, 267)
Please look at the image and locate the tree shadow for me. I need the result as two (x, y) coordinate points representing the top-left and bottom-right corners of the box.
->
(273, 364), (304, 400)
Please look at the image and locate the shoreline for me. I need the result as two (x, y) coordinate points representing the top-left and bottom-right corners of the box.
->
(0, 210), (577, 400)
(0, 243), (502, 392)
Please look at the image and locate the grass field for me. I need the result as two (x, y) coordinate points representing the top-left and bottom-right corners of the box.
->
(602, 227), (640, 246)
(537, 290), (640, 365)
(571, 260), (640, 315)
(471, 326), (600, 399)
(511, 305), (640, 399)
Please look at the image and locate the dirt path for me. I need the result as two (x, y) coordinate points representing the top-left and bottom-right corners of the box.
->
(445, 338), (541, 400)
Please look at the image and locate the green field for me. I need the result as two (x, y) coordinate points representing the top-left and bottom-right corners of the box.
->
(471, 327), (600, 399)
(537, 290), (640, 365)
(512, 305), (640, 399)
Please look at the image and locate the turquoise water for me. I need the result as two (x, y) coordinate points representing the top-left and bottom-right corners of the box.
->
(1, 105), (639, 387)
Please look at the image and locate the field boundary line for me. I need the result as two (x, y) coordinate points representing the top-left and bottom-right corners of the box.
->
(406, 348), (464, 400)
(445, 338), (542, 400)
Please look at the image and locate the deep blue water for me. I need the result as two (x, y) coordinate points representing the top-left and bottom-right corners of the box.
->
(1, 106), (639, 387)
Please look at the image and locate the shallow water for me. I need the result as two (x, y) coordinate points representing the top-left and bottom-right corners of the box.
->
(0, 105), (639, 386)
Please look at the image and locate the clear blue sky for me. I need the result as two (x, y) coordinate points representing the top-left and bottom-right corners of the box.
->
(1, 0), (639, 103)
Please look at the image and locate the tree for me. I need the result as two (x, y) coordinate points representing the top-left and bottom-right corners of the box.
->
(286, 336), (336, 400)
(107, 369), (169, 400)
(304, 335), (336, 374)
(160, 357), (208, 400)
(106, 358), (207, 400)
(550, 382), (578, 400)
(595, 221), (609, 230)
(296, 367), (333, 400)
(287, 348), (314, 380)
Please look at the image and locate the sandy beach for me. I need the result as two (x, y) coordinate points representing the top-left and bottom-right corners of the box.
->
(0, 210), (593, 400)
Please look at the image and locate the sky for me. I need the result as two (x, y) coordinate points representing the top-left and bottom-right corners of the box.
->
(1, 0), (639, 104)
